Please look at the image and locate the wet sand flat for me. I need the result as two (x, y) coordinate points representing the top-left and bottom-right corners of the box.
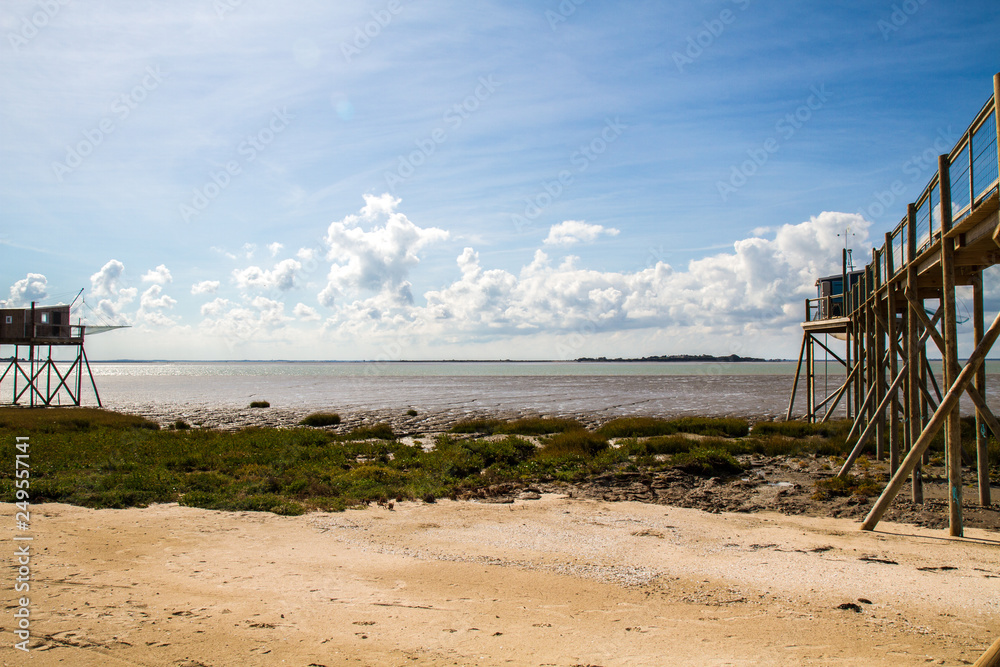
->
(2, 497), (998, 666)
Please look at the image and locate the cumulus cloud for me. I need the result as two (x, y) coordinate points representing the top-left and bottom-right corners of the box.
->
(293, 303), (321, 321)
(343, 210), (872, 343)
(543, 220), (620, 246)
(136, 285), (178, 327)
(318, 193), (449, 306)
(141, 264), (173, 285)
(88, 260), (136, 323)
(90, 260), (125, 297)
(233, 259), (302, 291)
(268, 242), (284, 257)
(6, 273), (48, 306)
(191, 280), (220, 295)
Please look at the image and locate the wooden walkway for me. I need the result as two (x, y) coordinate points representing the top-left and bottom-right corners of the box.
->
(788, 73), (1000, 536)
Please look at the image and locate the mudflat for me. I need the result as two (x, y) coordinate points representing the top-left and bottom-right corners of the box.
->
(2, 496), (997, 666)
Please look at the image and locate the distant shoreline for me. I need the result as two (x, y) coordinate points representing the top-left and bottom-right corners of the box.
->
(82, 356), (792, 363)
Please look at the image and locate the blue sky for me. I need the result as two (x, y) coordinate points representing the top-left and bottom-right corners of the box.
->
(1, 0), (998, 360)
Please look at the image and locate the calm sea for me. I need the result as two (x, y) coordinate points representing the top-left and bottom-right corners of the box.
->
(83, 360), (1000, 422)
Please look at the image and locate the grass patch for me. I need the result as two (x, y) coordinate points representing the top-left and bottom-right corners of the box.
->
(300, 412), (341, 427)
(753, 420), (850, 439)
(449, 418), (506, 435)
(597, 416), (748, 438)
(597, 417), (678, 438)
(813, 473), (882, 500)
(668, 447), (743, 476)
(0, 407), (158, 432)
(249, 401), (270, 408)
(538, 430), (609, 459)
(340, 423), (396, 441)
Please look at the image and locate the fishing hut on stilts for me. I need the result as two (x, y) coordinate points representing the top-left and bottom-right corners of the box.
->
(0, 291), (127, 407)
(788, 72), (1000, 538)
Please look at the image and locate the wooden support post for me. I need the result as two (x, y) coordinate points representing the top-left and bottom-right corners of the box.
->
(807, 331), (815, 423)
(973, 634), (1000, 667)
(886, 233), (900, 473)
(906, 203), (924, 504)
(973, 271), (991, 507)
(938, 153), (962, 537)
(861, 307), (1000, 532)
(874, 250), (886, 460)
(786, 329), (809, 422)
(843, 249), (852, 419)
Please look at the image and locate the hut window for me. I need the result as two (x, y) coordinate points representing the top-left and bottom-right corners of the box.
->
(4, 316), (10, 324)
(40, 313), (49, 323)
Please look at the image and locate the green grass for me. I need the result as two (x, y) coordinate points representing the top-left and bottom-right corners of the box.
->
(4, 407), (994, 517)
(300, 412), (341, 427)
(449, 417), (582, 436)
(597, 416), (749, 438)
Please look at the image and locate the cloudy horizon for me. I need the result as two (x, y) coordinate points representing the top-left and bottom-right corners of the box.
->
(2, 1), (998, 360)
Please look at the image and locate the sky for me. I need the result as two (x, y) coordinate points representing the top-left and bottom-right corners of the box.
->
(1, 0), (998, 361)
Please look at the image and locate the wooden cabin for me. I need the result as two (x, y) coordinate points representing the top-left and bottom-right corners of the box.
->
(814, 270), (865, 320)
(0, 305), (79, 344)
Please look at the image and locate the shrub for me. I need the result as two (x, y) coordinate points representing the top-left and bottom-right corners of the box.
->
(249, 401), (270, 408)
(300, 412), (342, 427)
(343, 423), (396, 441)
(669, 447), (743, 476)
(597, 417), (678, 438)
(450, 418), (505, 434)
(538, 430), (609, 459)
(498, 418), (583, 435)
(406, 409), (418, 417)
(813, 474), (881, 499)
(172, 420), (191, 430)
(753, 420), (848, 439)
(670, 417), (749, 438)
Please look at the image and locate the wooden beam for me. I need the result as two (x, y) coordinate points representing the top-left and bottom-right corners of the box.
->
(974, 271), (991, 506)
(860, 306), (1000, 532)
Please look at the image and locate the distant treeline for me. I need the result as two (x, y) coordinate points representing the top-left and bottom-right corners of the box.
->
(576, 354), (772, 363)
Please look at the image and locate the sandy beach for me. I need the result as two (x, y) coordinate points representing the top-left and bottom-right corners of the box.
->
(3, 495), (998, 666)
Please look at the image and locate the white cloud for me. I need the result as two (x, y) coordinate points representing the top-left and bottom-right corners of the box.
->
(233, 258), (302, 291)
(90, 260), (125, 297)
(200, 297), (230, 317)
(293, 303), (321, 321)
(141, 264), (173, 285)
(543, 220), (620, 246)
(137, 285), (178, 327)
(191, 280), (220, 295)
(6, 273), (48, 306)
(318, 193), (449, 306)
(268, 242), (284, 257)
(340, 210), (873, 346)
(88, 260), (135, 323)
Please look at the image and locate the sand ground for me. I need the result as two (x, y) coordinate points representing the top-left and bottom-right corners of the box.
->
(2, 497), (998, 666)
